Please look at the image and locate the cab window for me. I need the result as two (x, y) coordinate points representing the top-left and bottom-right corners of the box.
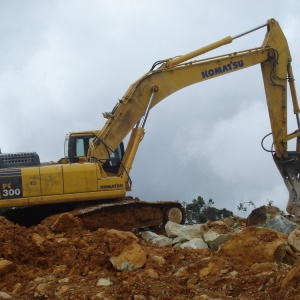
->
(66, 134), (124, 174)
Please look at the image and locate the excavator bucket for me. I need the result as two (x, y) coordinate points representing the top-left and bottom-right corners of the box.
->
(273, 152), (300, 216)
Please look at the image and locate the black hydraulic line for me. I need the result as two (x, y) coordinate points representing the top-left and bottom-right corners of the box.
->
(261, 132), (275, 153)
(89, 139), (132, 188)
(150, 60), (166, 71)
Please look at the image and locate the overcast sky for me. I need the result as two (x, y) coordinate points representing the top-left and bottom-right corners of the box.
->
(1, 0), (300, 217)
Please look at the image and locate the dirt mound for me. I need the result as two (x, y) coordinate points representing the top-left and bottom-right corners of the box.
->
(0, 213), (300, 299)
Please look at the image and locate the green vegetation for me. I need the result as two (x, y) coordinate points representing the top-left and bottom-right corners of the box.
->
(184, 196), (233, 224)
(237, 199), (273, 211)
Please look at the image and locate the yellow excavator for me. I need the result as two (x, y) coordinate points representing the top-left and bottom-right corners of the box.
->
(0, 18), (299, 229)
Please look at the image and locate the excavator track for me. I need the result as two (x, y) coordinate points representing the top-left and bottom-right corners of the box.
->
(71, 197), (186, 231)
(1, 197), (186, 231)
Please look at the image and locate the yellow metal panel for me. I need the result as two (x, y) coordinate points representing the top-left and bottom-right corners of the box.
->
(62, 163), (98, 194)
(0, 189), (126, 209)
(40, 165), (63, 196)
(21, 167), (41, 197)
(98, 177), (125, 191)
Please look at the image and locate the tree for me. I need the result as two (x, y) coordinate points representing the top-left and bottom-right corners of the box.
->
(237, 199), (273, 212)
(184, 196), (233, 224)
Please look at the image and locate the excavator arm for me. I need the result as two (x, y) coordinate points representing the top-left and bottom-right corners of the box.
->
(89, 18), (300, 215)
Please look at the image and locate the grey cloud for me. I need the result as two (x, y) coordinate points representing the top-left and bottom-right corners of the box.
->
(0, 0), (299, 217)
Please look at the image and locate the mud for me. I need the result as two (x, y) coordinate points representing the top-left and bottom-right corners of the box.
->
(1, 214), (300, 299)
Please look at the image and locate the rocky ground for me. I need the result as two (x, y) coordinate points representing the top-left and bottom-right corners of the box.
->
(1, 206), (300, 299)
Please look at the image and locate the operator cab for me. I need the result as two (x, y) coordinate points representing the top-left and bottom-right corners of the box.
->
(64, 131), (124, 174)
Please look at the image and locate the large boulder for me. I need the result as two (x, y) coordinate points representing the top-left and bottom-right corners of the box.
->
(247, 206), (297, 234)
(165, 221), (207, 240)
(110, 241), (147, 271)
(247, 205), (283, 225)
(180, 238), (208, 249)
(288, 226), (300, 253)
(140, 231), (173, 247)
(217, 226), (295, 265)
(203, 220), (239, 251)
(203, 230), (234, 251)
(100, 229), (147, 271)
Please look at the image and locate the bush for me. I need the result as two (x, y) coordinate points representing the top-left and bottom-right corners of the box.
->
(184, 196), (233, 224)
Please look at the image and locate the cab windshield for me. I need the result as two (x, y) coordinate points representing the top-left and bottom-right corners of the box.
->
(65, 133), (124, 174)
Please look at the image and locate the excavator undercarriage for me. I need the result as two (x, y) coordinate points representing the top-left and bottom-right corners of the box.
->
(71, 197), (186, 231)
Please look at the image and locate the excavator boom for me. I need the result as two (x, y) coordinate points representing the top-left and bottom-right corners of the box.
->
(90, 19), (294, 162)
(89, 18), (300, 216)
